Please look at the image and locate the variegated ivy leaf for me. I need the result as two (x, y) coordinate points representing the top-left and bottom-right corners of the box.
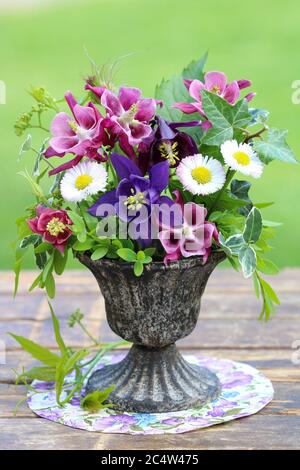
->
(243, 207), (262, 244)
(239, 245), (257, 278)
(253, 128), (297, 164)
(220, 233), (246, 256)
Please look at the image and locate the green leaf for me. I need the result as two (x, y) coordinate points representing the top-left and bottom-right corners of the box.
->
(18, 169), (45, 200)
(117, 248), (137, 262)
(182, 52), (207, 80)
(19, 134), (32, 157)
(91, 246), (108, 260)
(81, 385), (115, 413)
(35, 251), (47, 270)
(17, 366), (56, 382)
(42, 254), (54, 282)
(77, 230), (87, 243)
(201, 92), (251, 146)
(120, 239), (134, 250)
(253, 128), (297, 164)
(243, 207), (262, 244)
(53, 249), (68, 275)
(144, 247), (156, 257)
(73, 239), (94, 251)
(239, 246), (257, 278)
(29, 272), (43, 292)
(45, 272), (55, 298)
(256, 256), (279, 275)
(34, 242), (52, 253)
(66, 210), (85, 230)
(230, 180), (251, 203)
(48, 301), (67, 356)
(155, 75), (189, 122)
(13, 247), (27, 297)
(9, 333), (60, 366)
(134, 260), (144, 276)
(136, 250), (145, 261)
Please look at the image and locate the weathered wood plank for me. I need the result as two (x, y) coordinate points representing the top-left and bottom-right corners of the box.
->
(1, 415), (300, 449)
(2, 291), (300, 321)
(1, 268), (300, 295)
(1, 348), (298, 384)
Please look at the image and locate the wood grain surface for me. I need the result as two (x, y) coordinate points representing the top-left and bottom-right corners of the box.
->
(1, 269), (300, 450)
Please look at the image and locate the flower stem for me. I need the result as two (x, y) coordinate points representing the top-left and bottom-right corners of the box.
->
(208, 169), (236, 216)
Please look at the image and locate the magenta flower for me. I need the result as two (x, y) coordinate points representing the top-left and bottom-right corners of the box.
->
(100, 86), (156, 147)
(174, 71), (254, 116)
(158, 191), (219, 265)
(28, 205), (72, 253)
(45, 92), (112, 175)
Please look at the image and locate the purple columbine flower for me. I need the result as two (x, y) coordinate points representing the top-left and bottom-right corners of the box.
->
(100, 86), (156, 148)
(44, 92), (112, 175)
(89, 153), (173, 246)
(137, 116), (198, 173)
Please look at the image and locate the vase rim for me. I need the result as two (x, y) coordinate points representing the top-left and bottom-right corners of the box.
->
(77, 250), (226, 272)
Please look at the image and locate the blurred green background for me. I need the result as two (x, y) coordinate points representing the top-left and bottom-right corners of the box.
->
(0, 0), (299, 269)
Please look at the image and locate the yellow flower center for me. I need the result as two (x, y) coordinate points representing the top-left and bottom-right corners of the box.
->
(46, 217), (66, 237)
(75, 174), (93, 190)
(233, 151), (250, 166)
(119, 103), (138, 125)
(124, 190), (146, 211)
(191, 166), (212, 184)
(68, 120), (78, 133)
(159, 141), (179, 166)
(211, 85), (221, 94)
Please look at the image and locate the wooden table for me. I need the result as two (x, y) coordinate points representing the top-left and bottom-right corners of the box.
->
(1, 269), (300, 450)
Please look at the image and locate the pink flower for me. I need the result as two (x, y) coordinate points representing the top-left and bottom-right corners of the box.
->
(174, 71), (255, 116)
(100, 86), (156, 147)
(28, 206), (72, 253)
(45, 92), (112, 175)
(158, 191), (219, 265)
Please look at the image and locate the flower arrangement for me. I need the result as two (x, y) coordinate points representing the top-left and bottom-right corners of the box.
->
(14, 53), (297, 325)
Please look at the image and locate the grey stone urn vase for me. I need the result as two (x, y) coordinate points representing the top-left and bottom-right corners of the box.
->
(78, 251), (225, 413)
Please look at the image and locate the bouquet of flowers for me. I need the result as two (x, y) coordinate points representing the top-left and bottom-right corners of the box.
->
(14, 53), (297, 322)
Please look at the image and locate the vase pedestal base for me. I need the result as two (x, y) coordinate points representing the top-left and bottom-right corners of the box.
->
(86, 344), (221, 413)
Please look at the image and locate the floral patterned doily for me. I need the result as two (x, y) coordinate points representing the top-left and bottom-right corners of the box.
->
(27, 354), (273, 435)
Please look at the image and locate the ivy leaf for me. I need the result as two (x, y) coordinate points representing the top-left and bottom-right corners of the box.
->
(239, 245), (257, 278)
(81, 385), (115, 413)
(182, 52), (208, 81)
(8, 333), (60, 367)
(253, 128), (297, 164)
(249, 108), (269, 125)
(117, 248), (137, 262)
(201, 92), (251, 146)
(230, 180), (251, 203)
(243, 207), (262, 244)
(19, 234), (39, 248)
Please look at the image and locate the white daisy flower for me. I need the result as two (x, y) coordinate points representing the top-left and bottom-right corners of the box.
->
(221, 140), (263, 178)
(176, 154), (226, 196)
(60, 160), (108, 202)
